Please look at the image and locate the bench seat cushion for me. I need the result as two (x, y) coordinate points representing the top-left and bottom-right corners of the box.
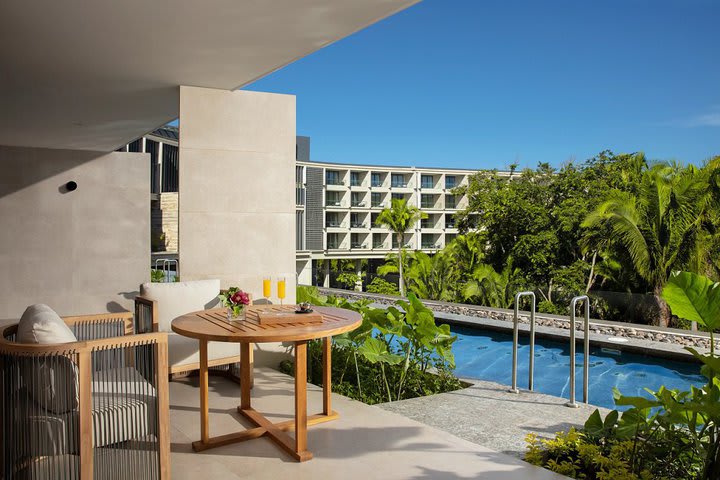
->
(167, 333), (240, 370)
(139, 279), (221, 332)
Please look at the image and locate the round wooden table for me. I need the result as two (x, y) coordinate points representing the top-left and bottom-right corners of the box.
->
(171, 305), (362, 461)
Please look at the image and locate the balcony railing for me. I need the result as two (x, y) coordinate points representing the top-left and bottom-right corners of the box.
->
(326, 222), (342, 227)
(446, 222), (456, 228)
(371, 180), (383, 187)
(327, 243), (340, 249)
(421, 202), (434, 209)
(351, 243), (366, 249)
(391, 182), (407, 188)
(373, 242), (384, 249)
(351, 201), (365, 207)
(350, 222), (365, 228)
(372, 202), (385, 208)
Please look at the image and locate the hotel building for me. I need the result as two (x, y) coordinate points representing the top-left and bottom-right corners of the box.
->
(125, 130), (500, 288)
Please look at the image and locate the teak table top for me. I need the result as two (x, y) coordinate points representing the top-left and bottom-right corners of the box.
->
(171, 305), (362, 343)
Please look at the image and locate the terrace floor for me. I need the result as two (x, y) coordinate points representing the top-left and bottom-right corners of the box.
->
(168, 367), (567, 479)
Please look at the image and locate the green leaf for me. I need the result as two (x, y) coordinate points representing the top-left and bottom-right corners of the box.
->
(583, 409), (604, 435)
(357, 337), (403, 365)
(662, 271), (720, 331)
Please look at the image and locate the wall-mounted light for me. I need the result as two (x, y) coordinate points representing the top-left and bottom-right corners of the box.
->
(65, 181), (78, 191)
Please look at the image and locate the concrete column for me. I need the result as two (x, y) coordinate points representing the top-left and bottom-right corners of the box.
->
(297, 259), (312, 286)
(323, 261), (330, 288)
(178, 86), (296, 302)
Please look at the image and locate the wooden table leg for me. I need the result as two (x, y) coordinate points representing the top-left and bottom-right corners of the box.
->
(323, 337), (332, 415)
(295, 340), (308, 455)
(240, 342), (252, 410)
(199, 339), (209, 444)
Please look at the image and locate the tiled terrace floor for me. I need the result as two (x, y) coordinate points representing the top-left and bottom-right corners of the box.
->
(169, 367), (567, 479)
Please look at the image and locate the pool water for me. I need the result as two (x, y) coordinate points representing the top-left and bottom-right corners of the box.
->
(451, 325), (707, 410)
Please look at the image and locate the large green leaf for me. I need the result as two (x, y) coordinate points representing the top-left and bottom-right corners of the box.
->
(662, 271), (720, 330)
(357, 337), (403, 365)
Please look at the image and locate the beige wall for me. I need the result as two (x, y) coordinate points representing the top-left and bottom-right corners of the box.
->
(179, 86), (297, 302)
(0, 146), (149, 320)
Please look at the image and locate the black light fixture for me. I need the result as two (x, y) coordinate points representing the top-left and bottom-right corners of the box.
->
(65, 181), (78, 191)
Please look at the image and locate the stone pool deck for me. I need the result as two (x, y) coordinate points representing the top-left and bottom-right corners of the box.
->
(379, 378), (608, 458)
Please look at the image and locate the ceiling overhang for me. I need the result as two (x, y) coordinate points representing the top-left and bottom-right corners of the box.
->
(0, 0), (418, 151)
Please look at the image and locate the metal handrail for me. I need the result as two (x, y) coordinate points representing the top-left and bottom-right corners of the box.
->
(566, 295), (590, 408)
(508, 291), (536, 394)
(154, 258), (178, 282)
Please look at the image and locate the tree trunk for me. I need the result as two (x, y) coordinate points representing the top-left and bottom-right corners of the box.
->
(654, 285), (670, 328)
(586, 250), (598, 294)
(397, 234), (405, 296)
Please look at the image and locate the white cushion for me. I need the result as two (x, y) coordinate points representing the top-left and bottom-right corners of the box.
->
(17, 304), (77, 344)
(167, 333), (240, 369)
(140, 279), (221, 332)
(17, 304), (79, 414)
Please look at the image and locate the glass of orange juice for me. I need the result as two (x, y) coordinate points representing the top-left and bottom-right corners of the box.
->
(263, 276), (271, 302)
(277, 276), (286, 305)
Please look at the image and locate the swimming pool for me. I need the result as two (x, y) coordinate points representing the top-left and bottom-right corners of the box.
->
(451, 324), (707, 410)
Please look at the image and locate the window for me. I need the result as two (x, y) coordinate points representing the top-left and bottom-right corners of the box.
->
(445, 175), (456, 189)
(421, 216), (433, 228)
(326, 191), (341, 206)
(351, 192), (363, 207)
(392, 193), (404, 201)
(295, 165), (305, 206)
(350, 172), (361, 186)
(373, 234), (384, 249)
(326, 170), (341, 185)
(327, 233), (340, 250)
(445, 214), (456, 229)
(421, 194), (434, 209)
(350, 213), (363, 228)
(421, 175), (433, 189)
(326, 213), (340, 227)
(371, 192), (382, 207)
(371, 173), (382, 187)
(421, 235), (435, 249)
(351, 233), (363, 248)
(296, 211), (305, 250)
(371, 213), (379, 226)
(391, 174), (405, 188)
(446, 194), (457, 208)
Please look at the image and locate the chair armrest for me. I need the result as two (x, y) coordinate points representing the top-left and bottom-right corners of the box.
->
(135, 295), (158, 333)
(63, 312), (134, 341)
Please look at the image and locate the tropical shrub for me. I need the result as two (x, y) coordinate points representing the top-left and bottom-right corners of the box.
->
(365, 276), (400, 295)
(527, 271), (720, 479)
(283, 286), (463, 404)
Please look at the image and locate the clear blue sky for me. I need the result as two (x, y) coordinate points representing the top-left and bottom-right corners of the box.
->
(243, 0), (720, 170)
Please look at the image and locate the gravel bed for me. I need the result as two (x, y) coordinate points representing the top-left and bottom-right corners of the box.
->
(317, 287), (712, 351)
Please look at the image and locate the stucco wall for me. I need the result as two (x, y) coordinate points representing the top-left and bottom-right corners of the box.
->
(0, 146), (149, 320)
(178, 86), (297, 302)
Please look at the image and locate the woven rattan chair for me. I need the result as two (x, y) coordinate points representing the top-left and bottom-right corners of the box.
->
(0, 311), (170, 479)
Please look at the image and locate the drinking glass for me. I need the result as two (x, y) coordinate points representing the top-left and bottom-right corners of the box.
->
(262, 276), (271, 302)
(277, 276), (286, 305)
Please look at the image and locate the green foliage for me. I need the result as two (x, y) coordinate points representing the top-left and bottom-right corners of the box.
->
(282, 290), (462, 404)
(662, 271), (720, 332)
(336, 271), (365, 290)
(365, 277), (400, 295)
(528, 345), (720, 479)
(150, 269), (165, 282)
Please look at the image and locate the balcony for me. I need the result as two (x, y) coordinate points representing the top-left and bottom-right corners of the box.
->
(350, 222), (366, 228)
(351, 201), (366, 207)
(351, 242), (366, 249)
(371, 202), (385, 208)
(373, 242), (385, 249)
(326, 221), (343, 228)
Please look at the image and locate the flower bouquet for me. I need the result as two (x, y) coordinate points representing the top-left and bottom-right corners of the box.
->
(218, 287), (251, 320)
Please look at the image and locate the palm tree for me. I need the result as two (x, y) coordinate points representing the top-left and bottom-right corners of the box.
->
(582, 162), (716, 326)
(375, 198), (427, 296)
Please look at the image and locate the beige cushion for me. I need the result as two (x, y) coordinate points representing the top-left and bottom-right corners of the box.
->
(17, 304), (77, 344)
(167, 333), (240, 369)
(139, 279), (221, 332)
(17, 304), (79, 414)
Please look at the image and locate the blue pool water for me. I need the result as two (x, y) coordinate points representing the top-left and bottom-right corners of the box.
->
(451, 325), (707, 410)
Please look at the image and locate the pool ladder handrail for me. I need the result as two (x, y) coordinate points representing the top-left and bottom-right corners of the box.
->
(508, 291), (536, 394)
(566, 295), (590, 408)
(154, 258), (178, 283)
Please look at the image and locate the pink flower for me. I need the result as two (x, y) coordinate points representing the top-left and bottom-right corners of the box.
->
(231, 290), (250, 305)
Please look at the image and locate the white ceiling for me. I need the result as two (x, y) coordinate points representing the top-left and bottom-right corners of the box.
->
(0, 0), (418, 151)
